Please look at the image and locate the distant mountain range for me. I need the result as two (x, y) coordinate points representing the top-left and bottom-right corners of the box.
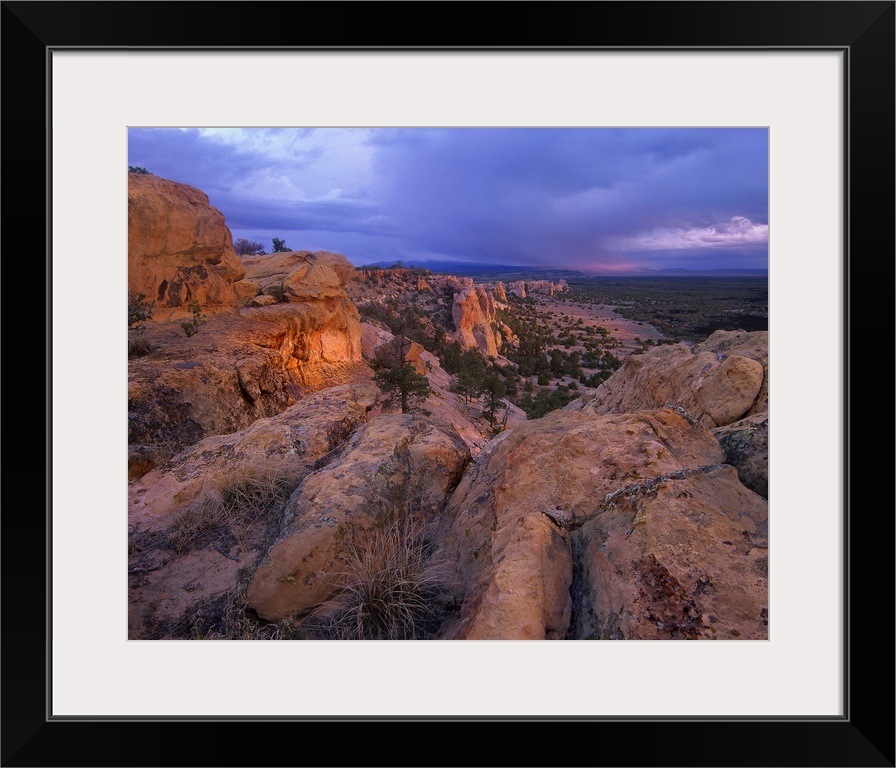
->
(357, 260), (767, 279)
(357, 260), (586, 279)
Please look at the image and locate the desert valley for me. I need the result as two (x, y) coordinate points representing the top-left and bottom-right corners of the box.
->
(128, 172), (769, 641)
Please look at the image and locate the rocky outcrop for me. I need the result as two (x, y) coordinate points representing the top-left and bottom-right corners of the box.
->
(493, 282), (507, 302)
(240, 251), (356, 303)
(573, 462), (768, 640)
(694, 330), (768, 417)
(712, 413), (769, 498)
(566, 330), (768, 429)
(129, 383), (378, 524)
(128, 173), (245, 309)
(129, 247), (365, 459)
(247, 415), (470, 620)
(507, 281), (527, 298)
(128, 383), (378, 638)
(527, 279), (569, 296)
(565, 330), (769, 496)
(452, 285), (498, 357)
(128, 303), (367, 460)
(437, 407), (767, 640)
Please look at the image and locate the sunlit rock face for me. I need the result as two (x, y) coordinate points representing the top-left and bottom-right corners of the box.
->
(128, 173), (245, 308)
(128, 178), (365, 459)
(452, 285), (498, 357)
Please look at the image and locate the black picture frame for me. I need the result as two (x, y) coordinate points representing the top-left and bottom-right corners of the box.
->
(5, 2), (893, 766)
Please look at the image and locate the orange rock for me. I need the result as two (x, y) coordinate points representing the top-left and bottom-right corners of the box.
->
(128, 173), (245, 308)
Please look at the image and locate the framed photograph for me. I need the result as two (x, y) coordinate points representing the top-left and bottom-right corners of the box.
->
(8, 1), (893, 765)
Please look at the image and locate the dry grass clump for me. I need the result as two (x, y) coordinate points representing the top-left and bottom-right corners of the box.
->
(190, 568), (295, 640)
(309, 515), (453, 640)
(218, 465), (296, 526)
(166, 498), (233, 555)
(165, 464), (298, 556)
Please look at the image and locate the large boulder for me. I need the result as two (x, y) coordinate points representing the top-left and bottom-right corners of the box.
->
(247, 415), (470, 621)
(566, 330), (768, 429)
(128, 173), (245, 309)
(694, 330), (769, 417)
(437, 407), (767, 640)
(241, 250), (357, 303)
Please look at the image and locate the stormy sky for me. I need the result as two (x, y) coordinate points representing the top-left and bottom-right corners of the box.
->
(128, 127), (768, 274)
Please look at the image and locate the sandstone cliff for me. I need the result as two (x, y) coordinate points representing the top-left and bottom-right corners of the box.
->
(128, 173), (245, 309)
(127, 179), (364, 466)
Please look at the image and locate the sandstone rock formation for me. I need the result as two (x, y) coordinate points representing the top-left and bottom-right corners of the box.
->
(129, 383), (378, 524)
(694, 330), (768, 417)
(128, 173), (245, 309)
(240, 250), (356, 303)
(493, 281), (507, 302)
(526, 279), (569, 296)
(507, 281), (527, 298)
(437, 407), (767, 640)
(129, 243), (364, 460)
(452, 285), (498, 357)
(565, 329), (770, 497)
(128, 383), (378, 638)
(566, 330), (768, 429)
(247, 415), (470, 620)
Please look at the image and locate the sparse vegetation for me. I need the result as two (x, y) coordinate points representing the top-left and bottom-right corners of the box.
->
(166, 498), (233, 555)
(128, 291), (156, 357)
(180, 300), (205, 337)
(306, 515), (452, 640)
(374, 363), (432, 414)
(234, 238), (266, 256)
(128, 166), (150, 174)
(271, 237), (291, 253)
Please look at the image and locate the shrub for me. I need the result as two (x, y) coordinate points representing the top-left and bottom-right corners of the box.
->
(128, 291), (155, 357)
(180, 300), (205, 337)
(128, 166), (150, 174)
(313, 516), (451, 640)
(271, 237), (291, 253)
(234, 238), (266, 256)
(128, 291), (155, 330)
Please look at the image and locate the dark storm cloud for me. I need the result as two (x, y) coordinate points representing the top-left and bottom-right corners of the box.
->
(129, 127), (768, 273)
(366, 128), (768, 269)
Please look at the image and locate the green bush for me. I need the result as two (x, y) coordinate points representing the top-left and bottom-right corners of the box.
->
(180, 300), (205, 337)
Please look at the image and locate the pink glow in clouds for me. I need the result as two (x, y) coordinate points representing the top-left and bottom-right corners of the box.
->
(610, 216), (768, 252)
